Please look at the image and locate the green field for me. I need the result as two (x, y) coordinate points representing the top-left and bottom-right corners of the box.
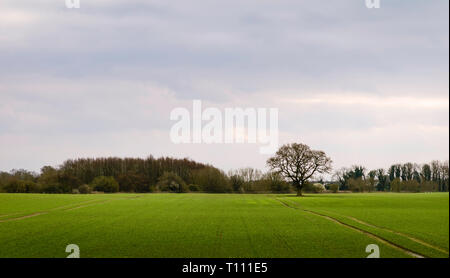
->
(0, 193), (448, 258)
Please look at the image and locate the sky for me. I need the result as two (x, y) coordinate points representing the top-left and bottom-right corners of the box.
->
(0, 0), (448, 174)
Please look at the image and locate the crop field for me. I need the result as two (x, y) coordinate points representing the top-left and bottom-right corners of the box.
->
(0, 193), (448, 258)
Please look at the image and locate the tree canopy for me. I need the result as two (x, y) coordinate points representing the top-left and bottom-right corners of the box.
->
(267, 143), (332, 196)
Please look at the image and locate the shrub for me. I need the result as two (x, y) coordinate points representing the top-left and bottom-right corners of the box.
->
(24, 180), (40, 193)
(303, 182), (314, 193)
(390, 178), (401, 193)
(303, 182), (325, 193)
(117, 174), (135, 192)
(3, 179), (26, 193)
(157, 172), (187, 193)
(58, 172), (82, 192)
(348, 178), (367, 192)
(39, 166), (64, 193)
(192, 167), (231, 193)
(420, 181), (438, 192)
(312, 183), (326, 193)
(264, 172), (291, 193)
(78, 184), (92, 194)
(229, 175), (245, 193)
(3, 179), (39, 193)
(90, 176), (119, 193)
(72, 189), (80, 194)
(148, 185), (156, 193)
(40, 183), (63, 193)
(188, 184), (200, 192)
(402, 180), (420, 192)
(117, 172), (152, 193)
(329, 183), (339, 193)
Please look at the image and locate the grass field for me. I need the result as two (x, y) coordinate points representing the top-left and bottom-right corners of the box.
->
(0, 193), (448, 258)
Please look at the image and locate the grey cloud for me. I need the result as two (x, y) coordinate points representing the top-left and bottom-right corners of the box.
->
(0, 0), (448, 172)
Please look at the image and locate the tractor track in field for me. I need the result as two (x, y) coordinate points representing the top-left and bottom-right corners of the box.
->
(239, 213), (259, 257)
(64, 200), (111, 211)
(342, 214), (448, 255)
(265, 218), (296, 254)
(0, 212), (47, 223)
(274, 198), (425, 258)
(279, 198), (448, 256)
(0, 212), (22, 219)
(48, 199), (103, 211)
(0, 199), (112, 223)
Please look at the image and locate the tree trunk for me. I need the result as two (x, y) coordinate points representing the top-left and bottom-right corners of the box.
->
(295, 182), (303, 196)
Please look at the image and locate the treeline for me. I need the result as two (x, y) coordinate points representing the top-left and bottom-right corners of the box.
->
(0, 156), (291, 194)
(1, 156), (448, 194)
(333, 160), (449, 193)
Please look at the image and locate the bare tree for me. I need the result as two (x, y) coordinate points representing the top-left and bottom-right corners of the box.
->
(267, 143), (332, 196)
(333, 167), (349, 190)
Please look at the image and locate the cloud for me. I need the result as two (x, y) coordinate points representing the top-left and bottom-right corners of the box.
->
(0, 0), (448, 172)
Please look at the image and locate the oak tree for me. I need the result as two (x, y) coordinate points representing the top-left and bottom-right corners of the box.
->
(267, 143), (332, 196)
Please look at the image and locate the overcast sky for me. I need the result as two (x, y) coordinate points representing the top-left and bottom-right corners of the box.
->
(0, 0), (448, 174)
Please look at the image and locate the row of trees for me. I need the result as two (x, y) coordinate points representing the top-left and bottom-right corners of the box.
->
(0, 156), (292, 194)
(333, 161), (449, 193)
(0, 143), (448, 195)
(228, 168), (291, 193)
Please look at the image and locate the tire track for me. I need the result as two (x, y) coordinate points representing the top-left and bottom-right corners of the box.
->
(48, 199), (103, 211)
(0, 212), (22, 219)
(282, 198), (448, 256)
(274, 198), (425, 258)
(239, 213), (259, 257)
(342, 214), (448, 255)
(0, 212), (47, 223)
(262, 216), (296, 254)
(0, 199), (111, 223)
(258, 197), (296, 254)
(64, 200), (111, 211)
